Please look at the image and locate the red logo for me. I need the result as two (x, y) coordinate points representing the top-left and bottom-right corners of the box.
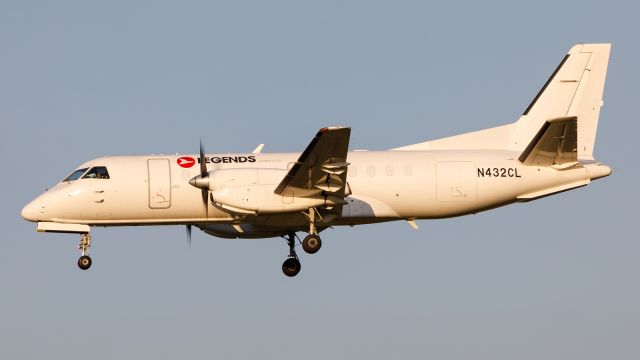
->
(177, 156), (196, 168)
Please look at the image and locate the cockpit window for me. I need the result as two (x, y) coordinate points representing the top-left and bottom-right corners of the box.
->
(82, 166), (110, 179)
(63, 168), (89, 182)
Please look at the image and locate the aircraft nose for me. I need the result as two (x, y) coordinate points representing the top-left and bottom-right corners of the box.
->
(21, 199), (42, 222)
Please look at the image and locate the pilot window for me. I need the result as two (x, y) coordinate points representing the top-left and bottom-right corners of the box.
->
(63, 168), (89, 182)
(82, 166), (110, 179)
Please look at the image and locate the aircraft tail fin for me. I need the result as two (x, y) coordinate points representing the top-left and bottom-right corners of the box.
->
(513, 43), (611, 160)
(392, 44), (611, 156)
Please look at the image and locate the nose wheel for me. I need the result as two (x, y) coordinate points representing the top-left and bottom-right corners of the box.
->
(78, 255), (92, 270)
(77, 233), (93, 270)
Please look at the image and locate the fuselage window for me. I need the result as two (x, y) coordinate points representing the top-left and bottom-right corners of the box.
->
(366, 166), (376, 177)
(349, 167), (358, 177)
(63, 168), (89, 182)
(404, 165), (412, 176)
(83, 166), (110, 179)
(385, 165), (394, 176)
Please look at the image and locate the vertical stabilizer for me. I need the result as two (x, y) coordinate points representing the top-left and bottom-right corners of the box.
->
(513, 44), (611, 160)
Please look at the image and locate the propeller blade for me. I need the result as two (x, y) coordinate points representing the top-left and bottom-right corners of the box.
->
(202, 189), (208, 218)
(186, 224), (192, 247)
(199, 139), (207, 176)
(199, 139), (209, 219)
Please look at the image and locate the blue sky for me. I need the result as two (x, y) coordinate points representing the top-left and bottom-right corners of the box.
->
(1, 1), (638, 359)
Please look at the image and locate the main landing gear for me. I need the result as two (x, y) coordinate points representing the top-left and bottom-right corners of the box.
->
(77, 233), (92, 270)
(282, 233), (301, 277)
(301, 207), (322, 254)
(280, 232), (324, 277)
(302, 234), (321, 254)
(280, 208), (324, 277)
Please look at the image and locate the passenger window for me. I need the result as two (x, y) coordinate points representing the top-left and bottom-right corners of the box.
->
(366, 166), (376, 177)
(404, 165), (412, 176)
(349, 167), (358, 177)
(385, 166), (394, 176)
(83, 166), (110, 179)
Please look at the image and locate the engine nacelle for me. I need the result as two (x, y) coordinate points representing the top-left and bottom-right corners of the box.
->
(209, 168), (341, 214)
(199, 223), (292, 239)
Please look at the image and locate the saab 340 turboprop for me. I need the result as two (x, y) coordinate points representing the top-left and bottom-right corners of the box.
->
(22, 43), (613, 277)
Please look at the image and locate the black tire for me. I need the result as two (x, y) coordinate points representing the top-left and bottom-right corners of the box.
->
(282, 257), (301, 277)
(302, 234), (322, 254)
(78, 255), (92, 270)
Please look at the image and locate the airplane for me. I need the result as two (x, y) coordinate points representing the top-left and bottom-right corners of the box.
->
(21, 43), (613, 277)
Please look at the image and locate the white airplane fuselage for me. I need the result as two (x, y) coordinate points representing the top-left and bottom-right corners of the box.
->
(20, 43), (614, 275)
(21, 150), (611, 237)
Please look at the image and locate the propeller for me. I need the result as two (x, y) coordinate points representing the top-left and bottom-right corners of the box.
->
(188, 139), (211, 217)
(186, 139), (212, 247)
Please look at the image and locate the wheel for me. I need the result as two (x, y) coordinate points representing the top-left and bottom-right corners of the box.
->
(78, 255), (92, 270)
(282, 257), (301, 277)
(302, 234), (322, 254)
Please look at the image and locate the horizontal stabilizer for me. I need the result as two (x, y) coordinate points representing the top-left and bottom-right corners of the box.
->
(517, 179), (589, 201)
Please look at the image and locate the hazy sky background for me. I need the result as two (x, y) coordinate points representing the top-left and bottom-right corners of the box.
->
(1, 1), (638, 359)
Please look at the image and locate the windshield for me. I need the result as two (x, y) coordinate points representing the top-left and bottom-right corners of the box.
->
(82, 166), (110, 179)
(63, 168), (89, 182)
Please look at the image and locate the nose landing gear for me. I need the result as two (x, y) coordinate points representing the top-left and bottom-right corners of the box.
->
(77, 233), (92, 270)
(78, 255), (92, 270)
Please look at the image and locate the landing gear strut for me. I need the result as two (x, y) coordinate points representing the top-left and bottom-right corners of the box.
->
(77, 233), (92, 270)
(302, 207), (322, 254)
(282, 233), (301, 277)
(280, 208), (327, 277)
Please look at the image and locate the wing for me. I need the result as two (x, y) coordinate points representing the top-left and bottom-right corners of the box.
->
(274, 127), (351, 201)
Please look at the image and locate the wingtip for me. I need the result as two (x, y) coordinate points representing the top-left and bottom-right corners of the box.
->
(319, 126), (351, 133)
